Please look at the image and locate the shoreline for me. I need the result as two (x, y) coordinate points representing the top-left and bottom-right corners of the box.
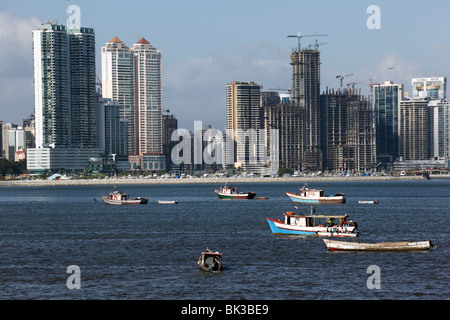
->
(0, 174), (441, 187)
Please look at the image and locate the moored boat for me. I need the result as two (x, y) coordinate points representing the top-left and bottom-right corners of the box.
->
(286, 183), (345, 204)
(214, 184), (256, 199)
(197, 248), (223, 271)
(101, 187), (148, 205)
(323, 239), (435, 251)
(158, 200), (178, 204)
(358, 200), (379, 204)
(267, 207), (359, 237)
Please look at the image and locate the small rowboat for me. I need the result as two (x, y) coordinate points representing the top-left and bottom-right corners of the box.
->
(358, 200), (379, 204)
(197, 248), (223, 272)
(158, 200), (178, 204)
(323, 239), (436, 251)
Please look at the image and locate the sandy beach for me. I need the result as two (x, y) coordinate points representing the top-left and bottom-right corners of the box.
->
(0, 174), (434, 187)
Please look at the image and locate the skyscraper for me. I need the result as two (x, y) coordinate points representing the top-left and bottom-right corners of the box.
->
(399, 99), (432, 161)
(101, 37), (136, 154)
(102, 37), (165, 171)
(32, 22), (97, 149)
(33, 23), (71, 148)
(29, 21), (102, 174)
(132, 38), (163, 155)
(68, 26), (97, 148)
(226, 81), (264, 171)
(374, 81), (404, 165)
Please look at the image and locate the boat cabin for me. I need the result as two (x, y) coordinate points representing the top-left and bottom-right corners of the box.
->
(283, 212), (352, 228)
(109, 190), (129, 200)
(299, 188), (324, 198)
(221, 187), (237, 195)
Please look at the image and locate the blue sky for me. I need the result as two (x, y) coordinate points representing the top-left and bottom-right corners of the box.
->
(1, 0), (449, 130)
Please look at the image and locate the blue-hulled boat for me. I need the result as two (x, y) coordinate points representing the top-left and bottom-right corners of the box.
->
(267, 207), (359, 237)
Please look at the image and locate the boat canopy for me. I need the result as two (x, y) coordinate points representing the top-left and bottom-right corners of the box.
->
(283, 212), (348, 219)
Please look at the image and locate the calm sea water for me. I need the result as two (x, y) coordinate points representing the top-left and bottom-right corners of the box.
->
(0, 179), (448, 300)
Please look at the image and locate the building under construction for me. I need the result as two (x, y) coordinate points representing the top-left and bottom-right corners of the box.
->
(280, 47), (322, 171)
(320, 88), (376, 172)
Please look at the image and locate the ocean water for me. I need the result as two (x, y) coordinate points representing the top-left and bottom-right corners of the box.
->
(0, 179), (448, 300)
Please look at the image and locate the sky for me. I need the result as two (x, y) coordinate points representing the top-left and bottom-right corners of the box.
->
(1, 0), (449, 130)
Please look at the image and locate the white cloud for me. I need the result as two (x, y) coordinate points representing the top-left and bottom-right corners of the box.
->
(0, 12), (41, 123)
(163, 41), (291, 130)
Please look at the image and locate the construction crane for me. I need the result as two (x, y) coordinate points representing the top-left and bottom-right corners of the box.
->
(308, 39), (327, 49)
(336, 72), (354, 88)
(287, 30), (327, 51)
(268, 87), (292, 94)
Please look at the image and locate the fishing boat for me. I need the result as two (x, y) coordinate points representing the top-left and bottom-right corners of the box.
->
(323, 239), (435, 251)
(197, 248), (223, 272)
(214, 184), (256, 199)
(267, 206), (359, 237)
(286, 184), (345, 204)
(158, 200), (178, 204)
(101, 187), (148, 205)
(358, 200), (379, 204)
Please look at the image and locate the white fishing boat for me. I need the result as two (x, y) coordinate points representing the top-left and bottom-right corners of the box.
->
(323, 239), (435, 251)
(286, 183), (345, 204)
(101, 187), (148, 205)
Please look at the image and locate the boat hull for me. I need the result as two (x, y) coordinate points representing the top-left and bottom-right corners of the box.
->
(286, 192), (345, 204)
(267, 218), (358, 237)
(101, 195), (148, 205)
(323, 239), (432, 251)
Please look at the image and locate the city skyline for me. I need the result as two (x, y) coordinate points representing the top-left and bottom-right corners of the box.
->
(1, 0), (450, 130)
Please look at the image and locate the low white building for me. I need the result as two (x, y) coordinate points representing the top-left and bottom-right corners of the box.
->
(27, 147), (103, 174)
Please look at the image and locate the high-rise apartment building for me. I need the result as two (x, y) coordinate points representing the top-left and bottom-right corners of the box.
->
(33, 24), (71, 148)
(132, 38), (163, 155)
(429, 99), (450, 158)
(69, 26), (97, 148)
(101, 37), (136, 154)
(29, 22), (102, 174)
(102, 37), (164, 171)
(226, 81), (263, 171)
(374, 81), (404, 165)
(32, 22), (98, 149)
(399, 99), (432, 161)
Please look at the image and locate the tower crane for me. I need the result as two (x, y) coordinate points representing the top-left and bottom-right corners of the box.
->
(287, 30), (327, 51)
(307, 39), (327, 49)
(336, 72), (354, 88)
